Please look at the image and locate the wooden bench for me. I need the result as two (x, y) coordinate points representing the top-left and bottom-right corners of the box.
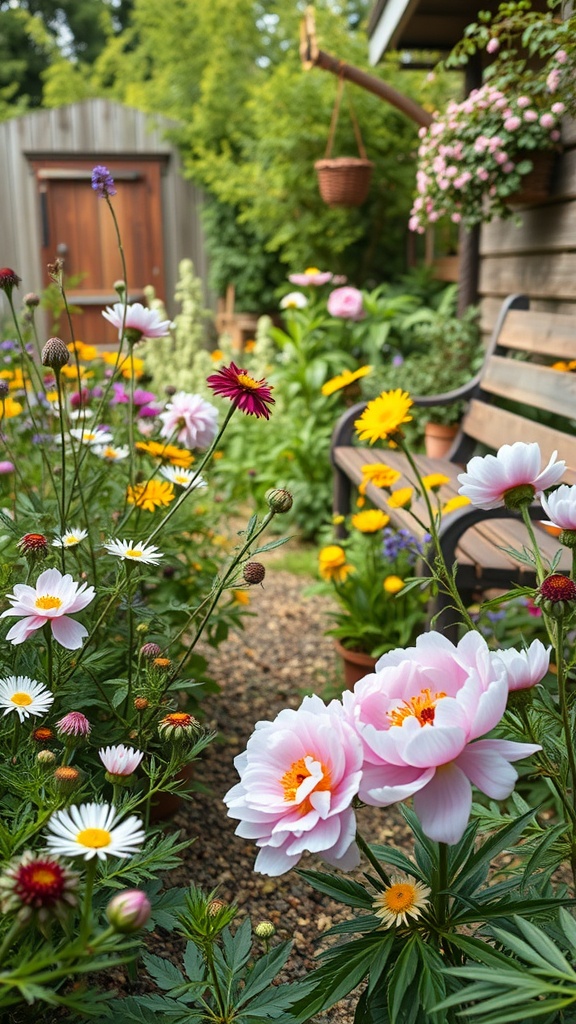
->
(330, 294), (576, 634)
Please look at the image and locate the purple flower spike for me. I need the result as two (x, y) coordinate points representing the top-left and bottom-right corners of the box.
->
(91, 165), (117, 199)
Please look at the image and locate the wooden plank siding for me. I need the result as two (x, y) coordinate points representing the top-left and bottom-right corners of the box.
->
(0, 100), (208, 331)
(478, 116), (576, 337)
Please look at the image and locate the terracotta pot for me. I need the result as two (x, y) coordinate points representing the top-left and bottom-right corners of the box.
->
(334, 638), (377, 689)
(149, 762), (194, 824)
(424, 421), (459, 459)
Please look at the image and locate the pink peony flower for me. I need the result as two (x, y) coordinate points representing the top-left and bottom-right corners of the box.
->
(341, 632), (540, 844)
(288, 269), (333, 287)
(159, 391), (218, 449)
(1, 568), (95, 649)
(491, 640), (551, 691)
(224, 695), (363, 875)
(327, 286), (364, 320)
(457, 442), (565, 510)
(102, 302), (171, 340)
(541, 483), (576, 530)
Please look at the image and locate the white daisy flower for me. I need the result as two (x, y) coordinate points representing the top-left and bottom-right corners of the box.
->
(69, 408), (94, 421)
(91, 444), (130, 462)
(160, 465), (207, 489)
(52, 528), (88, 549)
(45, 802), (146, 861)
(70, 427), (113, 447)
(104, 538), (163, 565)
(373, 876), (431, 929)
(0, 676), (54, 721)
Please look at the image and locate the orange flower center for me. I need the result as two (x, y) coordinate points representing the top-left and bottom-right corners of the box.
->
(383, 882), (418, 911)
(280, 755), (332, 812)
(35, 595), (62, 611)
(388, 688), (446, 728)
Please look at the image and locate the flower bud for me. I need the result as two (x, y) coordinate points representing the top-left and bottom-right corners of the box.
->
(18, 533), (49, 561)
(32, 726), (55, 744)
(265, 488), (293, 513)
(0, 268), (21, 297)
(52, 765), (82, 794)
(106, 889), (151, 933)
(534, 573), (576, 618)
(114, 280), (126, 296)
(37, 749), (57, 767)
(134, 696), (149, 711)
(24, 293), (40, 308)
(140, 642), (162, 659)
(208, 898), (227, 916)
(243, 561), (266, 585)
(255, 921), (276, 939)
(42, 336), (71, 371)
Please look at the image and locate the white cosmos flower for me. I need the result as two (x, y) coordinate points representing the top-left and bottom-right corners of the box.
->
(45, 802), (146, 861)
(99, 744), (144, 777)
(159, 465), (207, 489)
(102, 302), (172, 340)
(69, 408), (94, 421)
(52, 528), (88, 548)
(91, 443), (130, 462)
(104, 538), (163, 565)
(70, 427), (113, 447)
(541, 484), (576, 531)
(0, 567), (95, 649)
(0, 676), (53, 721)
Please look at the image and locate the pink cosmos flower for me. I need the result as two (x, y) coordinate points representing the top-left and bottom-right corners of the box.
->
(0, 461), (14, 474)
(491, 640), (551, 691)
(1, 568), (95, 649)
(288, 269), (333, 287)
(541, 483), (576, 530)
(327, 286), (364, 320)
(99, 744), (144, 777)
(102, 302), (171, 340)
(56, 711), (91, 738)
(158, 391), (219, 449)
(224, 694), (363, 876)
(457, 442), (565, 510)
(341, 631), (540, 845)
(486, 37), (499, 53)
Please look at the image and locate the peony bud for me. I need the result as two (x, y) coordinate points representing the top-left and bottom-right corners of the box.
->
(106, 889), (151, 933)
(265, 488), (293, 513)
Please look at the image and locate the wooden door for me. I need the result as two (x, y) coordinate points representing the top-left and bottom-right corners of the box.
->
(33, 159), (166, 347)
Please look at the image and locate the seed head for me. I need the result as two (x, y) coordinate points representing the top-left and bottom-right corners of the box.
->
(0, 268), (21, 298)
(24, 293), (40, 308)
(243, 561), (266, 585)
(134, 696), (149, 711)
(42, 336), (71, 371)
(0, 380), (9, 399)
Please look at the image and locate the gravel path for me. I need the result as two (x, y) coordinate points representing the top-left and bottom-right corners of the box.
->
(152, 567), (409, 1022)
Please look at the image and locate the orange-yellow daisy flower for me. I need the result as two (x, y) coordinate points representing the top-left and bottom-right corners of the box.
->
(442, 495), (472, 515)
(135, 440), (194, 469)
(373, 876), (431, 928)
(126, 480), (175, 512)
(318, 545), (353, 583)
(388, 487), (414, 509)
(351, 509), (390, 533)
(0, 397), (23, 418)
(421, 473), (451, 492)
(354, 390), (413, 444)
(384, 575), (405, 595)
(67, 340), (99, 361)
(359, 463), (402, 495)
(321, 365), (372, 397)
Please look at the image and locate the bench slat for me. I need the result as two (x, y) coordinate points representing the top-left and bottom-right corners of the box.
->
(460, 400), (576, 476)
(481, 356), (576, 421)
(498, 309), (576, 358)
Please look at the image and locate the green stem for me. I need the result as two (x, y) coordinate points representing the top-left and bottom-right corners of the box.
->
(80, 858), (99, 941)
(45, 627), (54, 693)
(436, 841), (449, 928)
(555, 619), (576, 873)
(520, 505), (547, 585)
(356, 830), (391, 886)
(10, 716), (21, 759)
(0, 919), (24, 965)
(55, 368), (67, 542)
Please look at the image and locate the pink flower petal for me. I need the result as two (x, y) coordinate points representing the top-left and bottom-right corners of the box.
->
(413, 763), (472, 844)
(50, 615), (88, 650)
(403, 725), (466, 768)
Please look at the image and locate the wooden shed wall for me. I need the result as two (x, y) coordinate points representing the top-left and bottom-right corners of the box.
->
(479, 117), (576, 335)
(0, 100), (207, 320)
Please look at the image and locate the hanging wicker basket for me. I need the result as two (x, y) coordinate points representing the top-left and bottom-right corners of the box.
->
(315, 76), (374, 208)
(507, 148), (558, 207)
(315, 156), (374, 207)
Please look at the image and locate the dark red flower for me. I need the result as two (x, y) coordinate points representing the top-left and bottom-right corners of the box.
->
(0, 268), (21, 297)
(206, 362), (274, 419)
(18, 533), (49, 558)
(540, 574), (576, 603)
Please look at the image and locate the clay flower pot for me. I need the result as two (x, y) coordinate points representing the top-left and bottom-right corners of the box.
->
(333, 638), (377, 690)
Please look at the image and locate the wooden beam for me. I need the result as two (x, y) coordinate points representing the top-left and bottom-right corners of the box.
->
(299, 6), (432, 129)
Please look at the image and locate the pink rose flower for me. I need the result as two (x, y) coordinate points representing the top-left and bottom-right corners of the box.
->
(224, 695), (363, 875)
(540, 113), (556, 129)
(327, 287), (364, 320)
(457, 441), (565, 510)
(555, 50), (568, 65)
(341, 632), (540, 844)
(159, 391), (219, 449)
(504, 116), (521, 132)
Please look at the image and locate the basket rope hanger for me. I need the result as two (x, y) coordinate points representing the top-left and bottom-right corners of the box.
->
(324, 68), (369, 160)
(299, 5), (432, 130)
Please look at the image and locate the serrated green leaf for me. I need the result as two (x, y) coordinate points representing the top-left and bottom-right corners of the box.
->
(296, 869), (373, 909)
(142, 952), (186, 991)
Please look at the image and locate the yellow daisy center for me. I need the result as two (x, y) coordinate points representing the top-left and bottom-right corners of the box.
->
(305, 267), (320, 275)
(382, 882), (420, 913)
(35, 595), (62, 611)
(11, 692), (33, 707)
(76, 828), (111, 849)
(388, 688), (446, 728)
(237, 372), (258, 390)
(125, 548), (143, 558)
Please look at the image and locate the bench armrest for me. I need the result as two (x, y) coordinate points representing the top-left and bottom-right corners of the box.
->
(437, 501), (549, 568)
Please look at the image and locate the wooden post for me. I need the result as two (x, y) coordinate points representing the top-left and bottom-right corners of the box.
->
(300, 7), (432, 129)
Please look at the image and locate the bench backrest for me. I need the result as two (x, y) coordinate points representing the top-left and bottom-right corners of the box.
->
(452, 295), (576, 481)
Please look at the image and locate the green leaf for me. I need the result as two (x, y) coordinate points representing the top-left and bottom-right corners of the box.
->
(387, 935), (419, 1022)
(236, 941), (292, 1008)
(296, 869), (374, 909)
(452, 808), (536, 891)
(142, 953), (186, 991)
